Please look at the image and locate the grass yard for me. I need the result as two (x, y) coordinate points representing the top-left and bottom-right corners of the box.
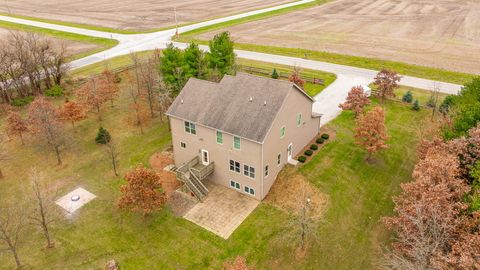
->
(0, 20), (118, 60)
(1, 54), (433, 269)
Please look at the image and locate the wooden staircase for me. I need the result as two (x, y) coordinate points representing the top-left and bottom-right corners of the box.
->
(176, 156), (214, 202)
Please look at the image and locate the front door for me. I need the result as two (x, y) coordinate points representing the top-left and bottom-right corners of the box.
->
(201, 149), (209, 165)
(287, 143), (292, 160)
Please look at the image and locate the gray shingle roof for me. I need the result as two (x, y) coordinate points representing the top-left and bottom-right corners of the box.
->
(166, 73), (312, 143)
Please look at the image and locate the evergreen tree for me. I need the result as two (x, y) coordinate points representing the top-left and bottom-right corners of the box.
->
(412, 100), (420, 111)
(159, 43), (186, 95)
(402, 91), (413, 103)
(271, 68), (279, 79)
(95, 127), (111, 144)
(184, 42), (207, 79)
(207, 32), (235, 76)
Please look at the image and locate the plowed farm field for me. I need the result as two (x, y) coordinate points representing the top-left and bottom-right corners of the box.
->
(199, 0), (480, 74)
(0, 0), (292, 31)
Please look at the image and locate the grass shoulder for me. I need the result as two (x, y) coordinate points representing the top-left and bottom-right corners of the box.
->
(178, 38), (475, 85)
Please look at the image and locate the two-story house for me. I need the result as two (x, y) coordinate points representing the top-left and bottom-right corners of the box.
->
(166, 73), (321, 201)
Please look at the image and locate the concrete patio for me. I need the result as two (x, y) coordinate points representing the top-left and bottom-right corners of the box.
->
(183, 182), (259, 239)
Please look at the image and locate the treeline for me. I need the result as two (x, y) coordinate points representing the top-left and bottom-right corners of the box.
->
(0, 31), (68, 104)
(383, 77), (480, 269)
(160, 32), (236, 95)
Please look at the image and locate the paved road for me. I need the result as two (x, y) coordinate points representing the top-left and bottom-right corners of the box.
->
(0, 0), (464, 125)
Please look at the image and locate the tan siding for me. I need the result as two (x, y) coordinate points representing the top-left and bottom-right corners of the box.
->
(169, 116), (263, 200)
(261, 88), (320, 199)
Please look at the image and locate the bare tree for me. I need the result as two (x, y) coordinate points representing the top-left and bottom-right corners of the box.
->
(28, 97), (65, 165)
(28, 168), (59, 248)
(0, 134), (10, 178)
(0, 201), (26, 269)
(105, 139), (120, 176)
(139, 57), (160, 118)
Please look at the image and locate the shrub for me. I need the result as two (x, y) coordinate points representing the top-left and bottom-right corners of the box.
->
(402, 91), (413, 103)
(310, 144), (318, 150)
(412, 100), (420, 111)
(304, 149), (313, 156)
(271, 68), (279, 79)
(45, 85), (64, 97)
(11, 96), (34, 107)
(298, 156), (306, 163)
(426, 96), (436, 108)
(316, 138), (324, 144)
(95, 127), (111, 144)
(439, 95), (454, 114)
(321, 133), (330, 140)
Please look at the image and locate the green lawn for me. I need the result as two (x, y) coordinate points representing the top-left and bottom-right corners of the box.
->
(178, 40), (476, 86)
(0, 20), (118, 60)
(237, 58), (337, 96)
(0, 70), (430, 269)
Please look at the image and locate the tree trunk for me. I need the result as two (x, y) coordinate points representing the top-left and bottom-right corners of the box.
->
(19, 133), (24, 146)
(96, 105), (102, 121)
(71, 120), (75, 128)
(112, 157), (118, 176)
(54, 146), (62, 165)
(42, 222), (54, 248)
(0, 168), (4, 178)
(11, 247), (22, 269)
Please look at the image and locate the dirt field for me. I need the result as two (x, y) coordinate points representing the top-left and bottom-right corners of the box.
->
(0, 28), (100, 57)
(199, 0), (480, 74)
(0, 0), (292, 31)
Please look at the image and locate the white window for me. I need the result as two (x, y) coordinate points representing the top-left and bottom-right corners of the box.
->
(280, 126), (286, 138)
(229, 160), (240, 173)
(230, 180), (241, 190)
(243, 165), (255, 179)
(184, 121), (196, 135)
(244, 186), (255, 196)
(277, 153), (281, 165)
(216, 131), (223, 144)
(265, 165), (269, 177)
(233, 136), (241, 150)
(297, 113), (302, 127)
(180, 142), (186, 148)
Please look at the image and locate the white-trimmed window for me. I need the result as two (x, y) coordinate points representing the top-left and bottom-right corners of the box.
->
(297, 113), (302, 127)
(229, 160), (240, 173)
(243, 165), (255, 179)
(216, 131), (223, 144)
(184, 121), (196, 135)
(230, 180), (241, 190)
(180, 142), (186, 148)
(233, 136), (241, 150)
(265, 165), (269, 177)
(277, 153), (281, 165)
(244, 186), (255, 196)
(280, 126), (286, 138)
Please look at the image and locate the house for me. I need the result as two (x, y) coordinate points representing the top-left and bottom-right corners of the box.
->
(166, 73), (321, 201)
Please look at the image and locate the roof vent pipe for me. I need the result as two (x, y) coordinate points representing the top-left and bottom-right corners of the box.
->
(264, 101), (267, 106)
(181, 99), (184, 104)
(249, 96), (253, 102)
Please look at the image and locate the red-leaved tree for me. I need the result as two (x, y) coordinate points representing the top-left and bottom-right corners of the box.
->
(354, 106), (388, 161)
(118, 165), (166, 217)
(5, 111), (28, 145)
(289, 66), (305, 88)
(76, 76), (109, 121)
(339, 85), (371, 117)
(373, 68), (401, 103)
(59, 99), (86, 128)
(28, 97), (65, 165)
